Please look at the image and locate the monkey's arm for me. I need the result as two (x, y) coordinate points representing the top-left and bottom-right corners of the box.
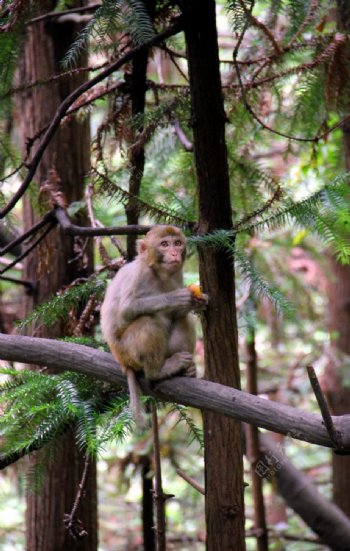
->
(122, 288), (193, 322)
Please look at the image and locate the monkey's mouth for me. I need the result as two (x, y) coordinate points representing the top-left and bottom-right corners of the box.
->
(167, 260), (181, 269)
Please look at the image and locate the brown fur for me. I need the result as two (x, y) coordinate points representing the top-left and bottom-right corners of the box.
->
(100, 225), (208, 425)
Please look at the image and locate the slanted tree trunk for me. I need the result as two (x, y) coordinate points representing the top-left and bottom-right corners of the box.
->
(261, 434), (350, 550)
(183, 1), (246, 549)
(324, 0), (350, 520)
(16, 2), (97, 549)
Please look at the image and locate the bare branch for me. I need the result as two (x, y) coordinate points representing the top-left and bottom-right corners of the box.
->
(0, 211), (54, 256)
(0, 17), (184, 219)
(176, 468), (205, 495)
(0, 334), (349, 450)
(54, 207), (151, 236)
(174, 120), (193, 151)
(306, 365), (342, 449)
(0, 274), (33, 290)
(27, 3), (101, 25)
(0, 221), (56, 276)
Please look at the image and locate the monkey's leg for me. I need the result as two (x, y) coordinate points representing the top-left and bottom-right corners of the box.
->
(145, 315), (197, 380)
(146, 351), (195, 380)
(118, 315), (167, 373)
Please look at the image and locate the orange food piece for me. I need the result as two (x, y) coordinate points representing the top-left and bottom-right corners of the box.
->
(188, 284), (203, 299)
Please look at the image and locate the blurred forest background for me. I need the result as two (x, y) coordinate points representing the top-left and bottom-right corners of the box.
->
(1, 0), (350, 550)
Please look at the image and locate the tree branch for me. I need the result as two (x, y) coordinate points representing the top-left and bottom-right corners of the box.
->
(54, 207), (151, 236)
(0, 333), (349, 450)
(27, 3), (101, 25)
(306, 365), (343, 450)
(0, 17), (183, 219)
(261, 433), (350, 549)
(0, 221), (56, 277)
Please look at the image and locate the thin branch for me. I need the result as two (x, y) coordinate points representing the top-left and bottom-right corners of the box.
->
(176, 468), (205, 495)
(0, 17), (184, 219)
(174, 120), (193, 151)
(0, 274), (33, 290)
(0, 162), (25, 183)
(152, 403), (167, 551)
(85, 182), (125, 257)
(27, 3), (101, 25)
(0, 334), (349, 449)
(287, 0), (319, 48)
(0, 417), (72, 469)
(0, 256), (22, 268)
(92, 167), (192, 227)
(0, 211), (55, 256)
(0, 221), (56, 276)
(54, 207), (151, 236)
(0, 62), (109, 102)
(165, 47), (189, 82)
(232, 32), (349, 143)
(238, 0), (282, 55)
(64, 457), (90, 541)
(306, 365), (342, 450)
(22, 80), (125, 161)
(233, 185), (282, 231)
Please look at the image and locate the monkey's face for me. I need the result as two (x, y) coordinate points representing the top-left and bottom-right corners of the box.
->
(156, 236), (186, 272)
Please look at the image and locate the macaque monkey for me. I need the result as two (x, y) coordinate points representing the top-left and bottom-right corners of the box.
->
(100, 225), (208, 425)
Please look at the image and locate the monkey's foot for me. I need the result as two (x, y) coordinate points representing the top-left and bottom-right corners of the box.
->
(184, 362), (196, 377)
(153, 352), (193, 380)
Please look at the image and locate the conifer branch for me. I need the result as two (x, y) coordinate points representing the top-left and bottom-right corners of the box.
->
(0, 17), (184, 219)
(0, 334), (349, 451)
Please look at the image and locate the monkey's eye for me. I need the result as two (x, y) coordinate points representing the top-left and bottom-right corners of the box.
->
(174, 240), (183, 247)
(160, 240), (169, 247)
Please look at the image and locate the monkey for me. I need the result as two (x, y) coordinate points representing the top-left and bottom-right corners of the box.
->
(100, 225), (208, 425)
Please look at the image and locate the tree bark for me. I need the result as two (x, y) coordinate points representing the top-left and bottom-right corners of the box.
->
(16, 2), (97, 549)
(1, 334), (350, 451)
(261, 434), (350, 550)
(325, 256), (350, 518)
(246, 334), (268, 551)
(325, 0), (350, 519)
(183, 1), (245, 548)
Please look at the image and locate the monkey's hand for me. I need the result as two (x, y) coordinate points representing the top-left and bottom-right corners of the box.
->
(192, 292), (209, 312)
(166, 288), (194, 315)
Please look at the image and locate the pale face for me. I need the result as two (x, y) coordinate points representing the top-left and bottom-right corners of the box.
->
(157, 235), (186, 271)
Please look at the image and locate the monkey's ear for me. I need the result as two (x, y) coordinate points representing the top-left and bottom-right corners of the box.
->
(137, 239), (147, 255)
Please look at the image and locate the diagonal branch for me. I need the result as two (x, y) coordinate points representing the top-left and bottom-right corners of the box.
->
(0, 17), (184, 219)
(0, 221), (56, 276)
(0, 333), (350, 450)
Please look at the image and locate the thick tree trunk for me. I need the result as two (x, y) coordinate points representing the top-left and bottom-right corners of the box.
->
(183, 1), (246, 549)
(325, 256), (350, 518)
(16, 2), (97, 550)
(325, 0), (350, 519)
(126, 48), (148, 261)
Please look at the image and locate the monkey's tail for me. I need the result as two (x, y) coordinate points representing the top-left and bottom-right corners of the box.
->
(126, 368), (147, 428)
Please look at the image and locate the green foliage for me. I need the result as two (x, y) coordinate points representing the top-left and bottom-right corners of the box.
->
(190, 174), (350, 313)
(62, 0), (155, 68)
(289, 70), (327, 139)
(248, 174), (350, 264)
(17, 276), (106, 331)
(93, 167), (193, 226)
(0, 29), (23, 116)
(227, 0), (254, 31)
(169, 405), (204, 449)
(0, 367), (133, 467)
